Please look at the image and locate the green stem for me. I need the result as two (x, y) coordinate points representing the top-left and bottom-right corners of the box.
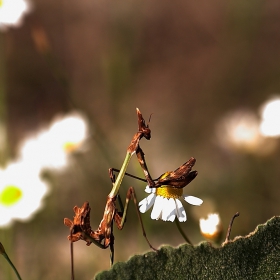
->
(175, 218), (192, 245)
(0, 243), (22, 280)
(108, 151), (132, 198)
(3, 254), (22, 280)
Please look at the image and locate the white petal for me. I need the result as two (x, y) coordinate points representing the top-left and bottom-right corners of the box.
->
(161, 198), (170, 221)
(175, 199), (187, 222)
(183, 195), (203, 206)
(144, 185), (156, 194)
(144, 186), (151, 194)
(163, 198), (176, 222)
(151, 196), (164, 220)
(139, 194), (156, 213)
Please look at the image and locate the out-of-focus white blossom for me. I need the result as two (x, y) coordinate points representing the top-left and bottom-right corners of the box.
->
(48, 111), (89, 154)
(199, 213), (222, 241)
(0, 0), (31, 31)
(0, 161), (49, 227)
(216, 110), (276, 155)
(259, 96), (280, 137)
(18, 111), (89, 170)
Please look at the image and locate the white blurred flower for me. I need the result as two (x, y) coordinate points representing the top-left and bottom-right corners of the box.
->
(216, 110), (267, 154)
(0, 161), (49, 227)
(199, 213), (222, 241)
(139, 185), (203, 222)
(0, 0), (31, 31)
(18, 130), (68, 169)
(48, 111), (89, 153)
(18, 111), (89, 170)
(259, 96), (280, 137)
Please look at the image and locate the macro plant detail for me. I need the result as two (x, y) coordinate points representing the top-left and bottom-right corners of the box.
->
(139, 184), (203, 222)
(139, 158), (203, 222)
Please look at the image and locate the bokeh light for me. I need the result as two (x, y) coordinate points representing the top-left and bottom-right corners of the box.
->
(199, 213), (222, 242)
(0, 0), (30, 31)
(17, 111), (89, 170)
(259, 96), (280, 137)
(216, 109), (277, 156)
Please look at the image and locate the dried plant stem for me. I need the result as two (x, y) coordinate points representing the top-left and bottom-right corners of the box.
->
(224, 212), (240, 243)
(70, 242), (74, 280)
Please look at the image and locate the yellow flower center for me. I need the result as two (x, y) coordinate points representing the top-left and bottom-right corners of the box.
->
(0, 185), (23, 206)
(63, 141), (79, 153)
(156, 186), (183, 199)
(0, 0), (2, 7)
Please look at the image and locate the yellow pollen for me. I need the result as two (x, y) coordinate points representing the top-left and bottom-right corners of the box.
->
(156, 186), (183, 199)
(0, 0), (2, 7)
(63, 141), (78, 152)
(0, 185), (23, 206)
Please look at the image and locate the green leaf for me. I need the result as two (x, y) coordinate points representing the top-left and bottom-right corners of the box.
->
(95, 216), (280, 280)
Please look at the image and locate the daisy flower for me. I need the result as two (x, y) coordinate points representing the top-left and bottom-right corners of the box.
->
(139, 185), (203, 222)
(18, 111), (89, 170)
(18, 130), (68, 170)
(0, 0), (31, 31)
(0, 161), (49, 227)
(139, 158), (202, 222)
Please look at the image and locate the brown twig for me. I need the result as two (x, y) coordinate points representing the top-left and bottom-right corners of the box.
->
(224, 212), (240, 244)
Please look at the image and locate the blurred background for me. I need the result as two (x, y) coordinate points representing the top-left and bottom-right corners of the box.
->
(1, 0), (280, 279)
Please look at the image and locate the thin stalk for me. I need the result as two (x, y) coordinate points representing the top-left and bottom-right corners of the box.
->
(175, 218), (192, 245)
(224, 212), (240, 243)
(70, 242), (74, 280)
(0, 243), (22, 280)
